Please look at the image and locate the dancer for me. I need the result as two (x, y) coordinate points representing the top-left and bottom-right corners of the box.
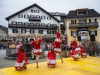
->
(68, 44), (80, 61)
(73, 39), (78, 48)
(47, 47), (56, 67)
(16, 40), (22, 49)
(51, 27), (65, 63)
(15, 46), (29, 71)
(31, 34), (43, 68)
(80, 44), (87, 58)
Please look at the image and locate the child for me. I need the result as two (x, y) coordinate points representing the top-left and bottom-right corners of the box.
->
(80, 45), (87, 58)
(15, 46), (29, 71)
(47, 47), (56, 67)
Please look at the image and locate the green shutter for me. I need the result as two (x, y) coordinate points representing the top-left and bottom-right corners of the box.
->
(95, 30), (97, 36)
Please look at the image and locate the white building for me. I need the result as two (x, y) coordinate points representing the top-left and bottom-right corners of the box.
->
(5, 3), (66, 42)
(0, 25), (8, 40)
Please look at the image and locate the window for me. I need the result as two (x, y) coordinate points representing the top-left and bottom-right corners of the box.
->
(79, 19), (86, 23)
(89, 19), (97, 23)
(41, 15), (45, 20)
(71, 20), (76, 23)
(24, 14), (29, 18)
(36, 15), (40, 18)
(47, 30), (51, 34)
(47, 17), (51, 20)
(71, 31), (77, 37)
(12, 21), (17, 24)
(18, 15), (23, 18)
(52, 30), (56, 34)
(31, 9), (39, 13)
(30, 15), (34, 18)
(35, 23), (40, 26)
(61, 31), (64, 35)
(30, 30), (34, 34)
(21, 29), (26, 33)
(41, 23), (46, 26)
(24, 22), (29, 25)
(47, 23), (51, 26)
(39, 30), (43, 34)
(12, 29), (18, 33)
(30, 23), (34, 25)
(18, 22), (23, 25)
(89, 30), (97, 36)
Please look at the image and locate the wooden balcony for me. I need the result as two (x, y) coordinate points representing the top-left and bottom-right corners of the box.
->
(8, 24), (65, 30)
(69, 22), (99, 28)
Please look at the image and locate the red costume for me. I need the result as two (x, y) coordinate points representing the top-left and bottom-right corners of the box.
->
(15, 48), (28, 70)
(68, 45), (80, 60)
(31, 37), (43, 55)
(47, 51), (56, 66)
(80, 45), (87, 57)
(73, 40), (78, 48)
(51, 31), (64, 53)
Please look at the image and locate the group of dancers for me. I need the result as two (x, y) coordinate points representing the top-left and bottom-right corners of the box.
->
(14, 26), (65, 71)
(68, 39), (87, 60)
(14, 26), (87, 71)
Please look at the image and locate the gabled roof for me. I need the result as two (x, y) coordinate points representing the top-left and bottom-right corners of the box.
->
(5, 3), (60, 22)
(49, 12), (66, 16)
(66, 9), (100, 18)
(0, 25), (8, 33)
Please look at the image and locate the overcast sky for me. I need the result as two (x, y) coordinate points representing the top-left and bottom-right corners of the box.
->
(0, 0), (100, 27)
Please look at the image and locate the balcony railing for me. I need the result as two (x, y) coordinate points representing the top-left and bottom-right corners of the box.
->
(8, 24), (65, 30)
(69, 22), (99, 28)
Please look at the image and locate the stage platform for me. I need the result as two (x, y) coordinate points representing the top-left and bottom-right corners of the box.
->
(0, 56), (100, 75)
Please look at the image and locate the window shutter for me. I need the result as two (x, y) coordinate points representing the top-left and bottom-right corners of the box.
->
(76, 31), (78, 36)
(89, 19), (91, 23)
(71, 31), (73, 36)
(95, 30), (97, 36)
(89, 31), (91, 36)
(75, 20), (76, 23)
(95, 19), (97, 22)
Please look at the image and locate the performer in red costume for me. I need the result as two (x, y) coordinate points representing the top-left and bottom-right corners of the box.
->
(47, 47), (56, 67)
(31, 34), (43, 68)
(73, 39), (78, 48)
(15, 46), (29, 71)
(68, 44), (80, 60)
(80, 45), (87, 58)
(51, 27), (65, 63)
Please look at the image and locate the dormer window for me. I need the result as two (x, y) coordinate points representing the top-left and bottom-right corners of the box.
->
(31, 9), (39, 13)
(77, 8), (88, 15)
(55, 12), (59, 15)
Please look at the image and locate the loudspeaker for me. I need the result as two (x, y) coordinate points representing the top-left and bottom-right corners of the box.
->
(90, 35), (95, 41)
(77, 36), (81, 41)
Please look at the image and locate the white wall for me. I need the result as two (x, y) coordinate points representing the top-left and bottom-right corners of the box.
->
(54, 16), (61, 20)
(8, 6), (59, 25)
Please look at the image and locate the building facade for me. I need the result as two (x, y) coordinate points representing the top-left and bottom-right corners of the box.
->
(66, 8), (100, 45)
(0, 25), (8, 40)
(5, 3), (66, 42)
